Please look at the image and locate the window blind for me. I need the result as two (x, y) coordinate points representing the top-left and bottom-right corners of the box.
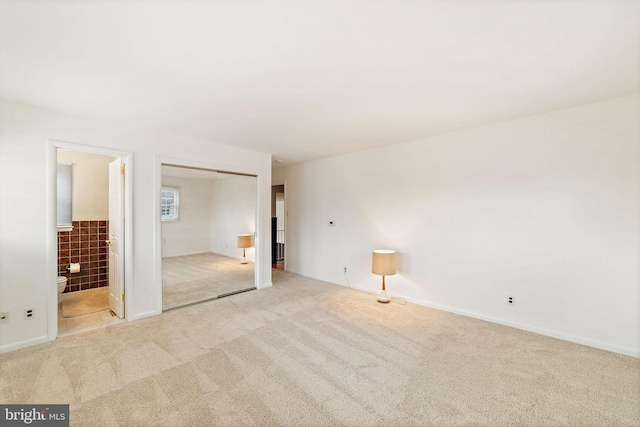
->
(57, 163), (72, 225)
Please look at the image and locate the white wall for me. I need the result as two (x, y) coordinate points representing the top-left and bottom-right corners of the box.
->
(273, 94), (640, 357)
(57, 150), (116, 220)
(0, 99), (272, 353)
(271, 184), (284, 216)
(210, 175), (257, 262)
(276, 195), (284, 230)
(161, 176), (214, 258)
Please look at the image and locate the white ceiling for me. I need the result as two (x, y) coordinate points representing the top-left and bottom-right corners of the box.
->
(1, 1), (638, 165)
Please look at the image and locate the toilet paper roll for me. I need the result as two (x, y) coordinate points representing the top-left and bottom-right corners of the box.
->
(69, 263), (81, 273)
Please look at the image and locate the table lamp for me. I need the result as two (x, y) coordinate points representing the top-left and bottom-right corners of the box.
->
(237, 234), (252, 264)
(372, 249), (396, 303)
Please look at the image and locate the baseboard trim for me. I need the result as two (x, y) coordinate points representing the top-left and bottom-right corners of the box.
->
(283, 270), (640, 358)
(162, 250), (214, 259)
(403, 296), (639, 358)
(0, 335), (49, 354)
(131, 309), (160, 321)
(257, 282), (273, 289)
(164, 250), (255, 264)
(284, 269), (338, 287)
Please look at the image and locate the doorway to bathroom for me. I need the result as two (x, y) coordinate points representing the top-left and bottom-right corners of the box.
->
(50, 142), (131, 338)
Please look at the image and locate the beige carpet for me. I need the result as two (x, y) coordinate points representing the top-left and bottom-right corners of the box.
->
(2, 270), (639, 426)
(163, 252), (255, 310)
(61, 287), (109, 318)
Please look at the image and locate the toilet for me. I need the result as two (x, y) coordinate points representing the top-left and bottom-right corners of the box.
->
(57, 276), (67, 294)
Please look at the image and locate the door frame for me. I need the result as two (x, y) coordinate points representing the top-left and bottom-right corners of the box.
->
(47, 140), (134, 341)
(108, 157), (125, 318)
(155, 156), (264, 312)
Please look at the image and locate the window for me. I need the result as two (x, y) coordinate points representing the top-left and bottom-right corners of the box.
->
(161, 187), (179, 221)
(57, 163), (72, 227)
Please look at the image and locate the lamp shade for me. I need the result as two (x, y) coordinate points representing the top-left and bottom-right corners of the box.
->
(237, 234), (252, 249)
(372, 250), (396, 276)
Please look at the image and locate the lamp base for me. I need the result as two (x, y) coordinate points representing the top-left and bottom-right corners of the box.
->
(241, 257), (248, 264)
(377, 289), (390, 303)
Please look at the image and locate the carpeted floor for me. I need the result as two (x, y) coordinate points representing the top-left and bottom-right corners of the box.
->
(162, 252), (255, 310)
(1, 270), (639, 426)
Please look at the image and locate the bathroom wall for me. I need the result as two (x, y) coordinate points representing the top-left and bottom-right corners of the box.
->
(57, 150), (116, 220)
(56, 151), (114, 292)
(58, 220), (108, 292)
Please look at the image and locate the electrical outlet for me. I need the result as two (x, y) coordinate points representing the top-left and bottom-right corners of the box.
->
(0, 311), (9, 324)
(344, 267), (347, 273)
(507, 295), (515, 306)
(24, 308), (35, 320)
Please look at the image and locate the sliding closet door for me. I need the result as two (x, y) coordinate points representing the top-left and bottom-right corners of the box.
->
(209, 172), (257, 298)
(161, 165), (256, 311)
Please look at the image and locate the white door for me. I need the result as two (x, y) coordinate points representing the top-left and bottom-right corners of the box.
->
(108, 158), (125, 318)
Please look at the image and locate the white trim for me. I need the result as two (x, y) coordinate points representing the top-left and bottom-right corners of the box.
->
(48, 140), (134, 342)
(284, 268), (640, 358)
(0, 335), (49, 354)
(400, 296), (640, 359)
(163, 250), (220, 259)
(255, 172), (266, 289)
(47, 143), (57, 341)
(284, 269), (340, 290)
(130, 310), (158, 322)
